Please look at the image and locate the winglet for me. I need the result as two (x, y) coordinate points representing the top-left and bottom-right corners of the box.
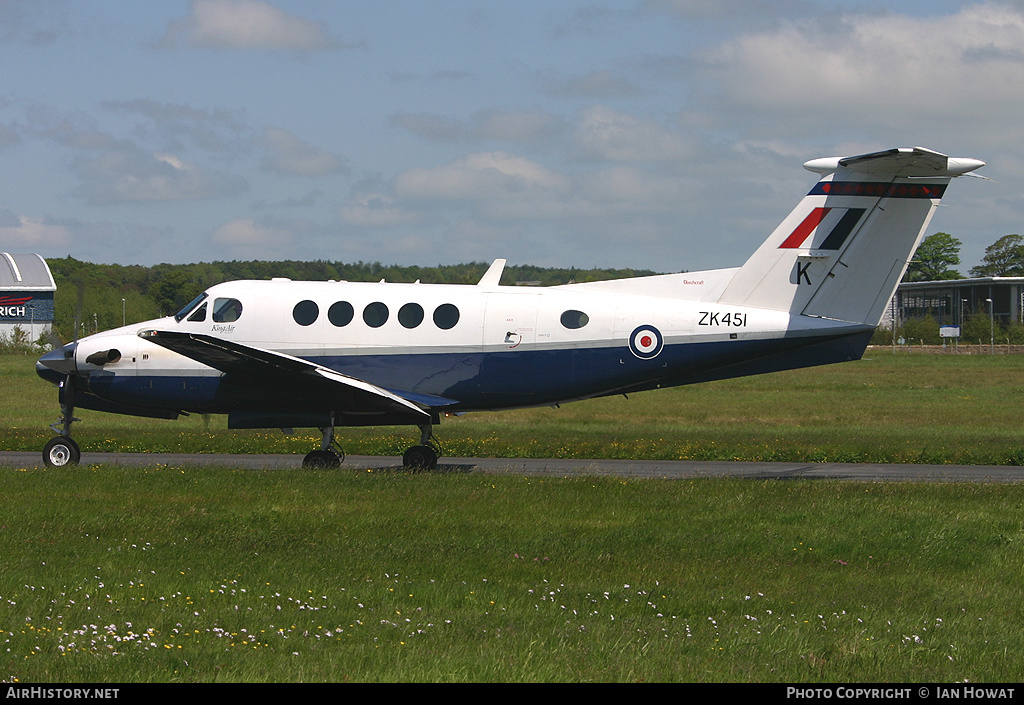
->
(477, 258), (506, 288)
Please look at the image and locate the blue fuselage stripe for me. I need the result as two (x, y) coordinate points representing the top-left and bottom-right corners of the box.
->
(69, 330), (872, 417)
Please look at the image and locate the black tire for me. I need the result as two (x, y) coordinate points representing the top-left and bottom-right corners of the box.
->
(43, 436), (80, 468)
(403, 445), (438, 472)
(302, 450), (341, 469)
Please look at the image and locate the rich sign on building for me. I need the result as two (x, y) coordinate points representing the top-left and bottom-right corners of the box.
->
(0, 253), (56, 343)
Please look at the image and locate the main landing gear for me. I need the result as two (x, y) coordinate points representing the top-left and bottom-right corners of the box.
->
(402, 424), (441, 472)
(43, 377), (81, 468)
(303, 414), (345, 469)
(302, 419), (441, 472)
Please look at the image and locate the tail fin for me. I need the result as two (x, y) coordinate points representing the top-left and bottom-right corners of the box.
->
(718, 147), (984, 325)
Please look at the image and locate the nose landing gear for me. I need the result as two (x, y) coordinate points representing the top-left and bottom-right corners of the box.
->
(43, 435), (80, 468)
(43, 376), (81, 468)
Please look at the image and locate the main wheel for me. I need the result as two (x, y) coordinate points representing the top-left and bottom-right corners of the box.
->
(403, 445), (438, 472)
(43, 436), (80, 468)
(302, 449), (341, 469)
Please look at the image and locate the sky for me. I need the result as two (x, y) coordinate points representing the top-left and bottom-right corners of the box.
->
(1, 0), (1022, 275)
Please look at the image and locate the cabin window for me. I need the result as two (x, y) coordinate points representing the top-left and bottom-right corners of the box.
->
(328, 301), (354, 327)
(187, 302), (207, 322)
(560, 310), (589, 329)
(175, 292), (208, 322)
(363, 301), (389, 328)
(398, 303), (424, 329)
(293, 300), (319, 326)
(212, 298), (243, 323)
(433, 303), (460, 330)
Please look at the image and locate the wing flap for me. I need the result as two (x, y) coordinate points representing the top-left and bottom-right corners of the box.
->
(139, 330), (430, 420)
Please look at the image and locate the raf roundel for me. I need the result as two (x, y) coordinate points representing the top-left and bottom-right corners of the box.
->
(628, 325), (664, 360)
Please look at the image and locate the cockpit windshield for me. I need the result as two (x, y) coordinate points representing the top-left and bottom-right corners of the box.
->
(174, 292), (209, 322)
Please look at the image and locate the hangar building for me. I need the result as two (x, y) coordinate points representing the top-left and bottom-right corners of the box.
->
(894, 277), (1024, 328)
(0, 253), (56, 345)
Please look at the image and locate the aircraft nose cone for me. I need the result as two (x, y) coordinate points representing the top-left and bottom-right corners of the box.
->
(37, 342), (78, 377)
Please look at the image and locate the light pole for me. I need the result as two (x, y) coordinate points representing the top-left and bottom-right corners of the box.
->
(960, 298), (968, 353)
(986, 298), (994, 353)
(122, 298), (126, 327)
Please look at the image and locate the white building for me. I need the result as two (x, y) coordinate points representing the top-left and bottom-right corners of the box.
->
(0, 253), (56, 345)
(896, 277), (1024, 328)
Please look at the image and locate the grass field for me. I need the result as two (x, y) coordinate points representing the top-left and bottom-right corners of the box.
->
(4, 350), (1024, 682)
(3, 467), (1024, 683)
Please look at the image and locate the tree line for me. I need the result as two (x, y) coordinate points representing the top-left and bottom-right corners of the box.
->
(903, 232), (1024, 282)
(8, 232), (1022, 351)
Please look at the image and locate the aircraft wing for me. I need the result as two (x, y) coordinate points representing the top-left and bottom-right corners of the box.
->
(138, 329), (431, 420)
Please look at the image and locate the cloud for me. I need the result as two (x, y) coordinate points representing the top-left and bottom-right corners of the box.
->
(260, 126), (346, 177)
(211, 217), (301, 259)
(642, 0), (811, 25)
(72, 147), (248, 204)
(0, 122), (18, 148)
(395, 152), (571, 202)
(389, 69), (474, 83)
(539, 70), (644, 99)
(0, 0), (70, 46)
(251, 190), (323, 210)
(0, 213), (72, 247)
(696, 2), (1024, 142)
(339, 192), (424, 228)
(549, 5), (618, 37)
(16, 102), (250, 205)
(102, 99), (248, 154)
(158, 0), (342, 51)
(391, 109), (565, 144)
(574, 105), (696, 162)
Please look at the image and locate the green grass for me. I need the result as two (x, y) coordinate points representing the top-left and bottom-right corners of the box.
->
(3, 467), (1024, 682)
(6, 352), (1024, 682)
(6, 350), (1024, 464)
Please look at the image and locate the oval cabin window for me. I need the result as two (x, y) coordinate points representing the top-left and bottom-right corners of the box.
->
(292, 300), (319, 326)
(560, 310), (589, 329)
(363, 302), (389, 328)
(433, 303), (460, 330)
(398, 303), (424, 329)
(328, 301), (354, 327)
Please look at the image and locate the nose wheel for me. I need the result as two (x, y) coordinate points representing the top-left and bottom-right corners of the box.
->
(43, 436), (81, 468)
(43, 376), (81, 467)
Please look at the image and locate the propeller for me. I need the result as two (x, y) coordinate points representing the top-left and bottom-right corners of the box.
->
(74, 280), (84, 345)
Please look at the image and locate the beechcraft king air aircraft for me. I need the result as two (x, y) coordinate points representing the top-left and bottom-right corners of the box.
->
(36, 147), (985, 469)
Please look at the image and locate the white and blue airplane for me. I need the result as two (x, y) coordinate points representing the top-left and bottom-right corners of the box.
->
(36, 147), (985, 469)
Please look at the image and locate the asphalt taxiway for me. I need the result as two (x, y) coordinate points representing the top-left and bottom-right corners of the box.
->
(1, 451), (1023, 482)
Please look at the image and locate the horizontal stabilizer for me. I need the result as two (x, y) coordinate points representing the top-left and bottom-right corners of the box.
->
(804, 147), (985, 178)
